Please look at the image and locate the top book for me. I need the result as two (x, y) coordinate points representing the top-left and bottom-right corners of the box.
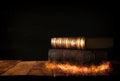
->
(51, 37), (113, 49)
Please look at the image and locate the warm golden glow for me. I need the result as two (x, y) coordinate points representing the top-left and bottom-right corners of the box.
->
(81, 38), (85, 48)
(58, 38), (62, 47)
(77, 38), (81, 49)
(45, 61), (110, 76)
(65, 38), (69, 48)
(51, 37), (85, 49)
(51, 38), (56, 48)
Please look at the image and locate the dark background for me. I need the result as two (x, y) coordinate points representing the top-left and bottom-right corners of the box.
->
(0, 3), (118, 61)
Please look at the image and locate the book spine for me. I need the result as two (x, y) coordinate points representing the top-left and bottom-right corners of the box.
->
(48, 49), (108, 65)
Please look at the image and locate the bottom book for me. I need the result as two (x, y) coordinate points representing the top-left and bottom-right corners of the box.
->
(48, 49), (108, 65)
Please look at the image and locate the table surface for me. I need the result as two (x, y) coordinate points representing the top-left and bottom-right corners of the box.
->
(0, 60), (119, 76)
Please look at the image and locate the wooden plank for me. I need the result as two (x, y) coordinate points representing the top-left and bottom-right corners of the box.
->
(1, 61), (36, 76)
(0, 60), (117, 76)
(28, 61), (52, 76)
(28, 61), (67, 76)
(0, 60), (21, 74)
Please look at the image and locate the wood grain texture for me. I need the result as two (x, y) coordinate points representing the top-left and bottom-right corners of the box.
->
(28, 61), (52, 76)
(1, 61), (36, 76)
(0, 60), (118, 76)
(0, 60), (21, 74)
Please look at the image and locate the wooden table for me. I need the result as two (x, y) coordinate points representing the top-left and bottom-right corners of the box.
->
(0, 60), (119, 76)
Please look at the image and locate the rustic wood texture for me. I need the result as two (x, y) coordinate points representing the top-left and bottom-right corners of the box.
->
(0, 60), (21, 74)
(1, 61), (36, 76)
(28, 61), (52, 76)
(0, 60), (119, 76)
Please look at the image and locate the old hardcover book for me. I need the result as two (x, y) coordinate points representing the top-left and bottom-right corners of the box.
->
(48, 49), (108, 65)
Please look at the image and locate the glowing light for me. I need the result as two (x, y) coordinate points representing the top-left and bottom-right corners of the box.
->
(81, 38), (85, 48)
(51, 38), (56, 48)
(45, 61), (111, 76)
(77, 38), (81, 49)
(65, 38), (69, 48)
(51, 37), (85, 49)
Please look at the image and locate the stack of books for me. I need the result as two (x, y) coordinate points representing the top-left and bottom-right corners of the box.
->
(48, 37), (113, 65)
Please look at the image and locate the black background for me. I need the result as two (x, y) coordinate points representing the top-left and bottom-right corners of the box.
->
(0, 2), (119, 81)
(0, 2), (118, 61)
